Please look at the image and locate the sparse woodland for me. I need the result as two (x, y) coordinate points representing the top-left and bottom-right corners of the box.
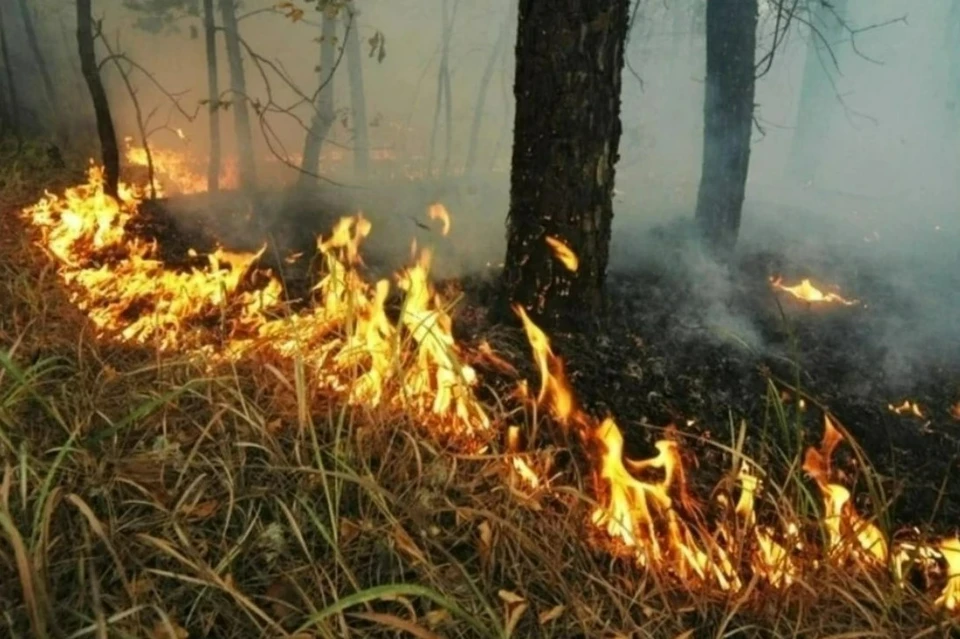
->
(1, 1), (959, 637)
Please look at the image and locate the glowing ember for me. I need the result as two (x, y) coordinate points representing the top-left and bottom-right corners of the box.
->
(888, 400), (924, 418)
(770, 276), (858, 306)
(428, 203), (451, 236)
(545, 236), (579, 272)
(952, 403), (960, 421)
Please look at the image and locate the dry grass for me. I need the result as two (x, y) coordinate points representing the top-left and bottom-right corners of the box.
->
(1, 143), (958, 638)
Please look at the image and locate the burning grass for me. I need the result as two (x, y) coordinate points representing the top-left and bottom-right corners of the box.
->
(1, 154), (959, 637)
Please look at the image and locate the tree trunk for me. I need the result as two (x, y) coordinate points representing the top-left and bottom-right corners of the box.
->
(203, 0), (221, 192)
(344, 2), (368, 178)
(463, 0), (512, 175)
(0, 2), (20, 143)
(694, 0), (757, 255)
(789, 0), (849, 185)
(219, 0), (257, 192)
(77, 0), (120, 198)
(298, 10), (338, 187)
(17, 0), (65, 143)
(501, 0), (630, 329)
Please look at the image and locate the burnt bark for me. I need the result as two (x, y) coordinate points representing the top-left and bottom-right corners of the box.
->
(77, 0), (120, 198)
(203, 0), (221, 192)
(501, 0), (629, 329)
(0, 2), (20, 143)
(694, 0), (757, 255)
(298, 10), (338, 187)
(17, 0), (65, 143)
(219, 0), (257, 192)
(344, 1), (368, 177)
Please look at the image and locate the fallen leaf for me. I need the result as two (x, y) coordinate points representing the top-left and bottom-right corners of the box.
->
(498, 590), (525, 605)
(180, 500), (218, 519)
(392, 524), (426, 564)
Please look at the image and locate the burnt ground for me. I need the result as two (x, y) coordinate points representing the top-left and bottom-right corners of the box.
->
(84, 184), (960, 532)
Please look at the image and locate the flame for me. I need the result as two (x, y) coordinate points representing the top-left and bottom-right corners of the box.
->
(545, 236), (578, 272)
(802, 415), (888, 565)
(937, 538), (960, 611)
(770, 276), (858, 306)
(507, 426), (540, 489)
(513, 305), (575, 427)
(888, 400), (924, 418)
(428, 203), (451, 236)
(124, 138), (238, 194)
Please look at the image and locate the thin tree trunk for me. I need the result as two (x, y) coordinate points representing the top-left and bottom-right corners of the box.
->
(344, 2), (368, 178)
(501, 0), (630, 329)
(427, 0), (455, 177)
(219, 0), (257, 192)
(17, 0), (65, 143)
(464, 0), (512, 175)
(203, 0), (221, 192)
(0, 2), (21, 145)
(298, 10), (338, 187)
(694, 0), (757, 255)
(789, 0), (849, 185)
(77, 0), (119, 197)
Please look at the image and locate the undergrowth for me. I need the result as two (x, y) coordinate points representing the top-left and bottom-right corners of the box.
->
(1, 142), (958, 638)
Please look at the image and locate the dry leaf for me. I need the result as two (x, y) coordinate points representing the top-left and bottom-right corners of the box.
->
(537, 604), (565, 625)
(498, 590), (525, 605)
(392, 524), (426, 564)
(340, 518), (361, 545)
(478, 520), (493, 565)
(180, 500), (218, 519)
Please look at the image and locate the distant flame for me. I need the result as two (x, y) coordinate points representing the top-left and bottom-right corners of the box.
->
(545, 236), (579, 272)
(770, 276), (858, 306)
(428, 203), (451, 236)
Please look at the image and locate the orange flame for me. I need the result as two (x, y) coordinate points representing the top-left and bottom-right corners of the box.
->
(545, 236), (578, 272)
(770, 276), (858, 306)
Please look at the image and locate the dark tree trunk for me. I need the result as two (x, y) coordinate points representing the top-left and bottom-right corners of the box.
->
(464, 1), (513, 175)
(17, 0), (65, 143)
(219, 0), (257, 192)
(298, 10), (338, 187)
(789, 0), (849, 185)
(501, 0), (630, 329)
(694, 0), (757, 255)
(77, 0), (120, 198)
(203, 0), (221, 192)
(0, 2), (20, 143)
(344, 2), (368, 178)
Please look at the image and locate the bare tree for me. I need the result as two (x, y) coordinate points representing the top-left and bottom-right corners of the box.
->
(220, 0), (257, 192)
(0, 2), (20, 145)
(501, 0), (630, 329)
(464, 0), (514, 175)
(77, 0), (120, 197)
(694, 0), (758, 255)
(16, 0), (65, 143)
(203, 0), (221, 192)
(298, 6), (339, 187)
(344, 0), (368, 177)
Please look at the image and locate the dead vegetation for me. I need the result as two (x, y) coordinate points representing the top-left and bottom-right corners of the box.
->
(2, 147), (959, 638)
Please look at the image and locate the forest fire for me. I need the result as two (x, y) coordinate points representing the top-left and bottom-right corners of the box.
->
(770, 276), (859, 306)
(545, 236), (579, 272)
(17, 165), (960, 619)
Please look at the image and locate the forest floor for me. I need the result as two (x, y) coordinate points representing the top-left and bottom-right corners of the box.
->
(1, 145), (959, 638)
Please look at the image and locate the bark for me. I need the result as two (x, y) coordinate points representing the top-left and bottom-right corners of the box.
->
(219, 0), (257, 191)
(17, 0), (65, 143)
(0, 2), (20, 143)
(694, 0), (757, 255)
(77, 0), (120, 198)
(203, 0), (221, 192)
(344, 2), (368, 177)
(501, 0), (630, 329)
(298, 10), (338, 187)
(789, 0), (849, 184)
(463, 0), (513, 175)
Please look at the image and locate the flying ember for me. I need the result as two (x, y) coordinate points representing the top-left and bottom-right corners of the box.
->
(545, 235), (579, 272)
